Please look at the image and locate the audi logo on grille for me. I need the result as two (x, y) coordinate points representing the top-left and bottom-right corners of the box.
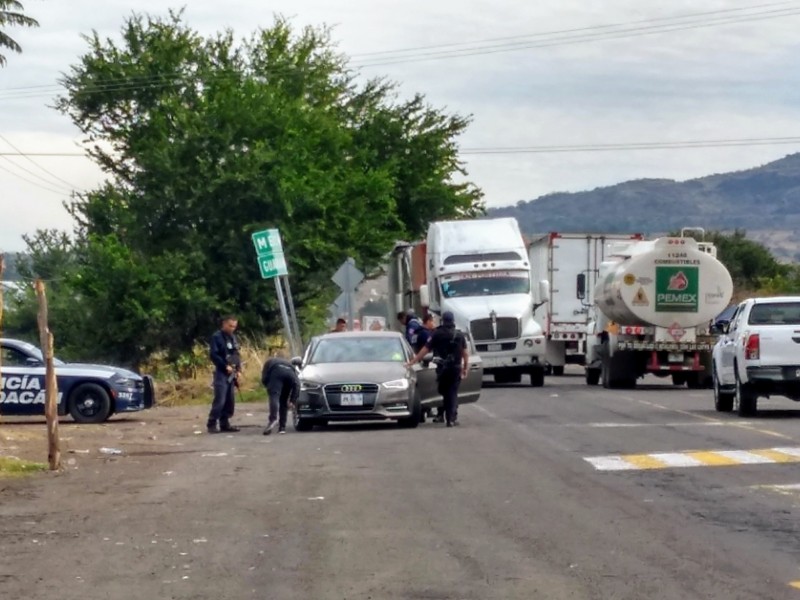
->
(340, 384), (363, 393)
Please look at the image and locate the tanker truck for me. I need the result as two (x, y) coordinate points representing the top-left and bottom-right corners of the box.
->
(388, 218), (548, 386)
(584, 232), (733, 389)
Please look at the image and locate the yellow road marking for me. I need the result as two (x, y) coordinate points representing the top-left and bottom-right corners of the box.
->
(748, 449), (800, 463)
(684, 451), (742, 466)
(789, 581), (800, 589)
(618, 454), (669, 470)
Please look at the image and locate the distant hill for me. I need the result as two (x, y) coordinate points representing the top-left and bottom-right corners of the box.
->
(488, 153), (800, 261)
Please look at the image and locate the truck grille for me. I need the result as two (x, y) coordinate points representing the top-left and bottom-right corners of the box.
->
(470, 318), (520, 341)
(324, 383), (379, 411)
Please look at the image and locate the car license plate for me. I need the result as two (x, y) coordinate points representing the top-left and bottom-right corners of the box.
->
(668, 352), (683, 363)
(487, 344), (502, 352)
(340, 393), (363, 406)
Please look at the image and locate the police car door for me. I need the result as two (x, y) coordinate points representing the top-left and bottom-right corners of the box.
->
(458, 332), (483, 405)
(408, 339), (439, 409)
(0, 344), (47, 416)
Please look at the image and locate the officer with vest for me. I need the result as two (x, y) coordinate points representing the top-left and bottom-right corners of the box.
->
(397, 310), (424, 351)
(208, 315), (242, 433)
(406, 311), (469, 427)
(261, 356), (301, 435)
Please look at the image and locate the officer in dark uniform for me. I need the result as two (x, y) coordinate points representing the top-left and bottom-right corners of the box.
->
(406, 311), (468, 427)
(261, 356), (301, 435)
(397, 310), (423, 350)
(208, 315), (242, 433)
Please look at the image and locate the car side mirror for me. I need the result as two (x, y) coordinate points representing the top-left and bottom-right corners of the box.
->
(290, 356), (303, 368)
(25, 357), (42, 366)
(576, 273), (586, 300)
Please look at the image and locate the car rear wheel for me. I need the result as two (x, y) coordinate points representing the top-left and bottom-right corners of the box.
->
(735, 371), (758, 417)
(586, 368), (601, 386)
(69, 383), (112, 424)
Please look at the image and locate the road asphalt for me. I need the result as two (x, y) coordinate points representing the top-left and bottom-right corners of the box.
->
(3, 368), (800, 599)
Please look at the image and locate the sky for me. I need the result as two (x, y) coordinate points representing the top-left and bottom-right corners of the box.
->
(1, 0), (800, 251)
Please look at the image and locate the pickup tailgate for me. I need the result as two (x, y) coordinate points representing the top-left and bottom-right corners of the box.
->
(747, 301), (800, 366)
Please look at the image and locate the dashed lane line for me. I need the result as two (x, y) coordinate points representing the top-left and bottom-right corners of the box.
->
(585, 446), (800, 471)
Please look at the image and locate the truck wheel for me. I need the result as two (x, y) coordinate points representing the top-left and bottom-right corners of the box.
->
(530, 367), (545, 387)
(586, 368), (601, 386)
(686, 373), (705, 389)
(552, 366), (565, 376)
(735, 375), (758, 417)
(671, 373), (687, 386)
(713, 368), (733, 412)
(68, 383), (112, 424)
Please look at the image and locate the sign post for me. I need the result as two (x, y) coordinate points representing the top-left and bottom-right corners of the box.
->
(332, 258), (364, 331)
(252, 229), (301, 356)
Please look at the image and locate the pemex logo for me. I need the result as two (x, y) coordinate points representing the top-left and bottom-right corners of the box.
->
(668, 271), (689, 291)
(655, 266), (698, 313)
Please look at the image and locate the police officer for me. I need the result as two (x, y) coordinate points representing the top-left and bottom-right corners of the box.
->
(261, 356), (301, 435)
(397, 310), (423, 350)
(208, 315), (242, 434)
(406, 311), (468, 427)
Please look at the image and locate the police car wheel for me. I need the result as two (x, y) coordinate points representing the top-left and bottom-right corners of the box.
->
(69, 383), (112, 424)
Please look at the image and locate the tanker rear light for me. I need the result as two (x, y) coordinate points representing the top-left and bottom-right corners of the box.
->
(621, 326), (647, 335)
(667, 239), (687, 245)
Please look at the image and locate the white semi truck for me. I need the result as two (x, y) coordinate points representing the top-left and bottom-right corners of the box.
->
(528, 232), (643, 375)
(388, 217), (548, 386)
(585, 232), (733, 389)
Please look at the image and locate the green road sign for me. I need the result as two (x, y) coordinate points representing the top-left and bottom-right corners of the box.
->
(252, 229), (283, 257)
(258, 252), (288, 279)
(655, 266), (698, 313)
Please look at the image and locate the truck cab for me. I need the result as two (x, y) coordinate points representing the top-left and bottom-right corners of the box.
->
(420, 218), (547, 386)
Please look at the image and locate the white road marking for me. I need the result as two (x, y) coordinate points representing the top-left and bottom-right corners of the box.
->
(563, 421), (753, 428)
(711, 450), (770, 464)
(646, 453), (704, 467)
(584, 456), (638, 471)
(471, 404), (498, 419)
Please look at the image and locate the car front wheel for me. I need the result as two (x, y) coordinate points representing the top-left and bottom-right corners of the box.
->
(69, 383), (112, 424)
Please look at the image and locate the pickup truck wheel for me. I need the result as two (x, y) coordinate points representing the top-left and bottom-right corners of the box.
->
(68, 383), (112, 424)
(713, 368), (734, 412)
(586, 368), (601, 386)
(735, 375), (758, 417)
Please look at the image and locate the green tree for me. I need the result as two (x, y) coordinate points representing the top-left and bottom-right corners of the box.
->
(18, 11), (482, 366)
(0, 0), (38, 66)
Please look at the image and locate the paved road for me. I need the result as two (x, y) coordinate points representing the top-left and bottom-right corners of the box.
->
(3, 369), (800, 599)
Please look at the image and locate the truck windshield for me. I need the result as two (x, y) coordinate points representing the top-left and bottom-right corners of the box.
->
(748, 302), (800, 326)
(440, 272), (530, 298)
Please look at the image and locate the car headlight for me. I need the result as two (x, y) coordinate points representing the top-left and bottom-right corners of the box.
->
(301, 381), (322, 391)
(382, 379), (409, 390)
(114, 377), (136, 387)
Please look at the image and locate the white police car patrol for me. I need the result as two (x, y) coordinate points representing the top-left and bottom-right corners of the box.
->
(0, 338), (155, 423)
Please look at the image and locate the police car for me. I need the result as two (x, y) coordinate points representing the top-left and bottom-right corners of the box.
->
(0, 338), (155, 423)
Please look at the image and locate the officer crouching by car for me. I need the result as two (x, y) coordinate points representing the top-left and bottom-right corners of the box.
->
(406, 311), (469, 428)
(207, 315), (242, 434)
(261, 355), (301, 435)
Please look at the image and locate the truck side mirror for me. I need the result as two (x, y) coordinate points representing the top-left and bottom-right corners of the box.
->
(538, 280), (550, 304)
(419, 284), (430, 308)
(576, 273), (586, 300)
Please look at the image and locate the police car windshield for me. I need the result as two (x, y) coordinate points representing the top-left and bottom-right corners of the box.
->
(441, 272), (530, 298)
(310, 337), (406, 364)
(22, 343), (66, 366)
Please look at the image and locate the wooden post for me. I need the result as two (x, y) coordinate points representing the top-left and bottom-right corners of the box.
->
(35, 279), (60, 470)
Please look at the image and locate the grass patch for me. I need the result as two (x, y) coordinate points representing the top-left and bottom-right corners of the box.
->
(0, 456), (48, 477)
(151, 336), (283, 408)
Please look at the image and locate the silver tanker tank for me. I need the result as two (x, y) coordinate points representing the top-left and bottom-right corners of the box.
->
(594, 236), (733, 329)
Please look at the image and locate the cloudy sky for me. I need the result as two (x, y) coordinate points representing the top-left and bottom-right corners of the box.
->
(1, 0), (799, 251)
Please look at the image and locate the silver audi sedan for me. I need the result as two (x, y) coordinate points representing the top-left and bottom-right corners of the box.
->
(290, 330), (482, 431)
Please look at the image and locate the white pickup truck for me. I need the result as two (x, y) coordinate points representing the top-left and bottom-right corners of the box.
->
(712, 296), (800, 416)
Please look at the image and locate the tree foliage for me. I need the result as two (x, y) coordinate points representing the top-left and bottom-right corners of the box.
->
(672, 229), (788, 292)
(8, 11), (483, 367)
(0, 0), (38, 66)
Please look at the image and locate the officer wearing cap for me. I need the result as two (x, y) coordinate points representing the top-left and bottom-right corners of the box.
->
(397, 309), (424, 352)
(406, 311), (468, 427)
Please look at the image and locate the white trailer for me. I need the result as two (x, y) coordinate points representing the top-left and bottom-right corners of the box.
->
(528, 233), (643, 375)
